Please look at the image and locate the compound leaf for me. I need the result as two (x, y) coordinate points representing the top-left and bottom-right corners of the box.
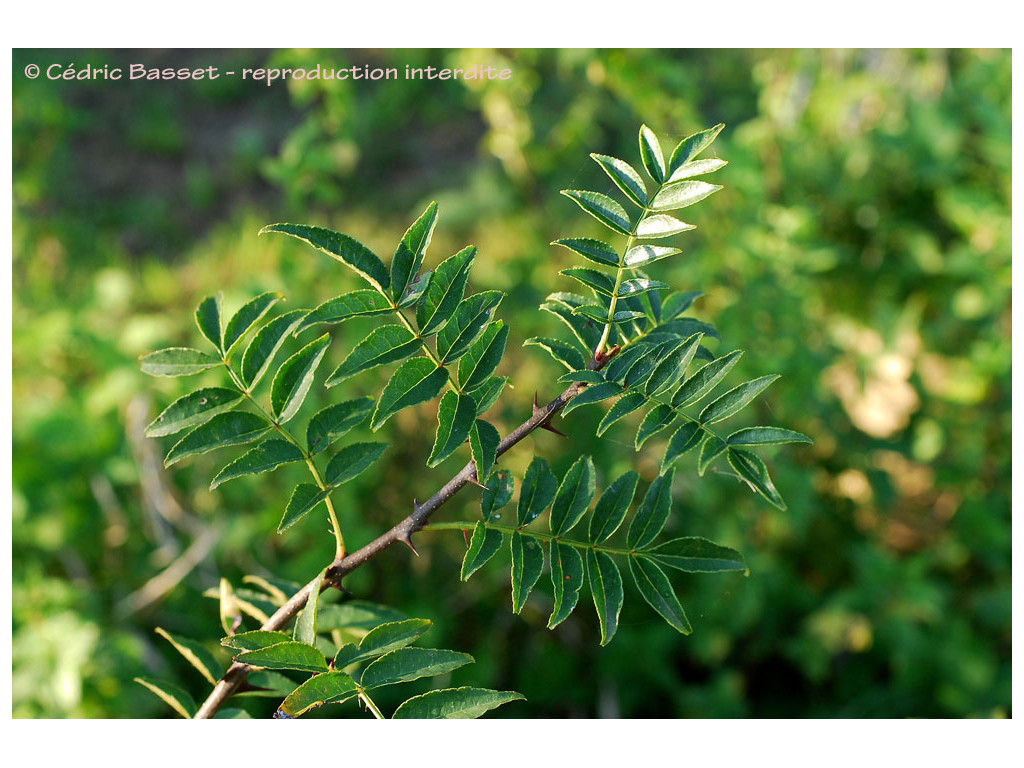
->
(591, 153), (648, 206)
(561, 189), (631, 235)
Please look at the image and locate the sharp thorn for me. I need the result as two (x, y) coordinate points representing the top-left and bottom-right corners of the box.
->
(533, 391), (544, 417)
(399, 531), (420, 557)
(462, 529), (470, 548)
(540, 421), (568, 438)
(468, 475), (488, 489)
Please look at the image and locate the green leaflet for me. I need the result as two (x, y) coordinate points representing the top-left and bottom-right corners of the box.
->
(549, 455), (595, 536)
(635, 404), (676, 449)
(155, 628), (223, 685)
(603, 342), (650, 383)
(293, 568), (326, 645)
(295, 290), (394, 334)
(428, 391), (476, 467)
(562, 381), (622, 417)
(481, 470), (514, 521)
(164, 411), (269, 467)
(361, 648), (473, 689)
(590, 153), (648, 206)
(246, 670), (297, 696)
(618, 278), (669, 298)
(645, 537), (748, 574)
(572, 303), (644, 325)
(437, 291), (504, 364)
(627, 467), (675, 549)
(524, 336), (586, 371)
(417, 245), (476, 335)
(673, 350), (744, 408)
(650, 180), (722, 212)
(195, 293), (223, 350)
(397, 270), (431, 308)
(634, 215), (694, 240)
(324, 442), (389, 486)
(660, 290), (703, 321)
(392, 687), (524, 719)
(316, 601), (406, 633)
(457, 320), (508, 392)
(560, 189), (631, 235)
(472, 376), (507, 416)
(210, 438), (304, 489)
(560, 267), (616, 296)
(134, 676), (197, 719)
(332, 618), (433, 668)
(223, 291), (282, 355)
(646, 333), (703, 396)
(668, 157), (728, 183)
(697, 435), (728, 477)
(517, 456), (557, 526)
(558, 370), (605, 385)
(727, 426), (812, 446)
(270, 333), (331, 424)
(370, 357), (449, 431)
(461, 522), (503, 581)
(597, 391), (647, 436)
(628, 556), (691, 635)
(510, 531), (544, 614)
(146, 387), (242, 437)
(306, 397), (374, 454)
(551, 237), (619, 267)
(638, 124), (666, 183)
(699, 375), (780, 424)
(548, 541), (584, 629)
(326, 325), (418, 386)
(589, 470), (639, 543)
(668, 123), (725, 174)
(220, 630), (292, 652)
(235, 641), (328, 673)
(140, 347), (221, 377)
(541, 292), (603, 352)
(587, 549), (624, 646)
(260, 223), (390, 294)
(727, 447), (786, 510)
(469, 419), (500, 481)
(240, 309), (307, 388)
(623, 244), (683, 268)
(391, 201), (438, 302)
(279, 672), (358, 718)
(278, 483), (328, 533)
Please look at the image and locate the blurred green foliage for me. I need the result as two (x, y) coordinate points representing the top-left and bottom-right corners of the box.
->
(13, 48), (1010, 718)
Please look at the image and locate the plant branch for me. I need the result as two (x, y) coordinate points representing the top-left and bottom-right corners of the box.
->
(192, 349), (616, 719)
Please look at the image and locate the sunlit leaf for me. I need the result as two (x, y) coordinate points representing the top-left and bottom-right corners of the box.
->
(672, 350), (744, 408)
(134, 677), (197, 719)
(428, 391), (476, 467)
(417, 245), (476, 335)
(392, 687), (524, 719)
(591, 152), (648, 206)
(362, 647), (473, 689)
(324, 442), (388, 486)
(333, 618), (433, 668)
(223, 292), (282, 355)
(638, 124), (666, 183)
(164, 411), (269, 467)
(260, 223), (390, 293)
(235, 641), (328, 673)
(562, 381), (622, 417)
(146, 387), (242, 437)
(560, 267), (616, 296)
(221, 630), (292, 652)
(667, 157), (728, 183)
(240, 309), (307, 388)
(391, 201), (438, 302)
(561, 189), (631, 235)
(293, 568), (326, 646)
(597, 391), (647, 436)
(155, 628), (223, 685)
(551, 237), (619, 266)
(699, 375), (780, 424)
(634, 215), (695, 240)
(326, 325), (418, 386)
(370, 357), (449, 431)
(306, 397), (374, 454)
(668, 123), (725, 174)
(210, 438), (304, 489)
(635, 404), (676, 449)
(279, 671), (358, 717)
(623, 244), (683, 268)
(271, 334), (331, 423)
(140, 347), (221, 377)
(195, 293), (223, 351)
(650, 180), (722, 212)
(524, 336), (586, 371)
(295, 291), (394, 334)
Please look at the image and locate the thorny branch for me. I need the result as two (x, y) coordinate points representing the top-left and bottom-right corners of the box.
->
(193, 349), (616, 719)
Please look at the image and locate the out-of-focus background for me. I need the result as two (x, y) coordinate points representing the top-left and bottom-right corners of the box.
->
(12, 48), (1010, 718)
